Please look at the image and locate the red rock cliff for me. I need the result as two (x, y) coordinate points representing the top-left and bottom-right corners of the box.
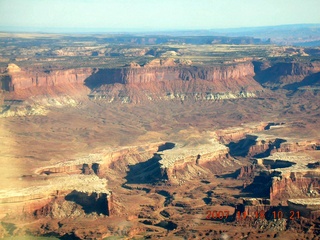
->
(270, 176), (320, 205)
(123, 62), (255, 84)
(2, 62), (263, 101)
(5, 65), (93, 91)
(86, 62), (256, 85)
(87, 62), (263, 103)
(254, 61), (320, 88)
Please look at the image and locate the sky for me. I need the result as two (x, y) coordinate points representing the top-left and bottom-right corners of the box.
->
(0, 0), (320, 32)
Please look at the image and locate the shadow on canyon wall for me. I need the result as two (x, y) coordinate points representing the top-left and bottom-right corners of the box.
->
(84, 69), (125, 89)
(253, 138), (287, 158)
(227, 135), (258, 157)
(124, 142), (175, 184)
(65, 190), (109, 215)
(284, 72), (320, 90)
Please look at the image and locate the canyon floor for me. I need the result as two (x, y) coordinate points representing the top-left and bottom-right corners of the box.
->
(1, 95), (319, 239)
(0, 33), (320, 239)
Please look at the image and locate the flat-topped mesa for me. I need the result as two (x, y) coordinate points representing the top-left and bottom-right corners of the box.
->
(1, 64), (94, 101)
(0, 175), (112, 218)
(87, 61), (263, 103)
(159, 142), (229, 168)
(2, 64), (93, 92)
(259, 152), (320, 205)
(157, 139), (238, 184)
(116, 61), (256, 85)
(1, 61), (263, 102)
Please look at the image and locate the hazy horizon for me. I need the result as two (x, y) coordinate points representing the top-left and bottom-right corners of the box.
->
(1, 23), (320, 34)
(0, 0), (320, 33)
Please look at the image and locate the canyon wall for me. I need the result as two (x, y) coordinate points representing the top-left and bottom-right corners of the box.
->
(254, 61), (320, 88)
(86, 62), (258, 88)
(249, 139), (319, 158)
(162, 147), (239, 184)
(1, 62), (263, 102)
(216, 123), (267, 144)
(87, 62), (262, 103)
(287, 199), (320, 220)
(270, 176), (320, 205)
(0, 188), (113, 219)
(125, 62), (255, 84)
(3, 65), (93, 91)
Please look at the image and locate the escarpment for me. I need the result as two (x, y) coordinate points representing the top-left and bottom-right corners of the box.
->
(1, 61), (263, 102)
(86, 61), (263, 103)
(270, 175), (320, 205)
(0, 174), (112, 219)
(253, 61), (320, 89)
(117, 62), (255, 85)
(3, 64), (93, 91)
(1, 64), (93, 100)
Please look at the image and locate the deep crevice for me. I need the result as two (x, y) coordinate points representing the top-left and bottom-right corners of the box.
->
(125, 153), (168, 184)
(253, 138), (287, 158)
(65, 190), (109, 215)
(227, 135), (258, 157)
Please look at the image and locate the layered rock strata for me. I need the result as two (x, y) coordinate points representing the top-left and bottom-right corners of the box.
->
(0, 175), (111, 218)
(157, 139), (239, 184)
(88, 62), (263, 102)
(257, 152), (320, 205)
(287, 199), (320, 219)
(254, 61), (320, 88)
(247, 133), (319, 158)
(216, 122), (268, 143)
(1, 61), (263, 102)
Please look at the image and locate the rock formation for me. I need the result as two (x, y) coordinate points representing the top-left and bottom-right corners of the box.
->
(0, 175), (111, 217)
(270, 176), (320, 205)
(86, 62), (257, 86)
(254, 61), (320, 88)
(287, 199), (320, 219)
(4, 66), (93, 92)
(1, 61), (263, 103)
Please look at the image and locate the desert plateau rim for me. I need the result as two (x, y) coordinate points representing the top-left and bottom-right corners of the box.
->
(0, 22), (320, 240)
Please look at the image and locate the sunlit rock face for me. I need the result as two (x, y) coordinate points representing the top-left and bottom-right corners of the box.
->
(1, 61), (263, 104)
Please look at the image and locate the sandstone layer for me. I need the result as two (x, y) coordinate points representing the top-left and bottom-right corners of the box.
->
(254, 61), (320, 88)
(1, 61), (263, 103)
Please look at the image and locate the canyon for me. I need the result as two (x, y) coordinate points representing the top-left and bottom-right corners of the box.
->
(0, 33), (320, 239)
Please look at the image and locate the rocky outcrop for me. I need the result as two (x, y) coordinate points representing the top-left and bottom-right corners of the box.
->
(216, 122), (267, 144)
(0, 190), (113, 220)
(4, 65), (93, 91)
(0, 175), (110, 218)
(0, 92), (4, 105)
(287, 199), (320, 219)
(234, 198), (273, 221)
(237, 165), (257, 179)
(254, 61), (320, 88)
(157, 140), (241, 184)
(252, 139), (319, 158)
(86, 61), (262, 104)
(33, 191), (112, 218)
(270, 176), (320, 205)
(274, 141), (319, 153)
(86, 62), (258, 86)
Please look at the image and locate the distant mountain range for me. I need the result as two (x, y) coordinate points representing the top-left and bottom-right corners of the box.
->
(156, 24), (320, 46)
(1, 23), (319, 46)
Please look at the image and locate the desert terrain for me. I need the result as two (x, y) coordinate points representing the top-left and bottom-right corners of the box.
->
(0, 32), (320, 239)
